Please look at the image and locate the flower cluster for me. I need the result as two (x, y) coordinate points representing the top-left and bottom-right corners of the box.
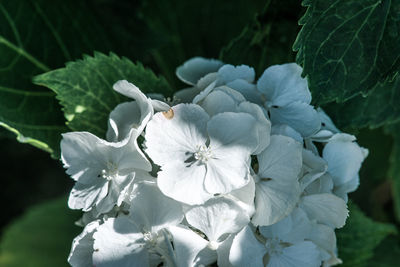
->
(64, 58), (368, 267)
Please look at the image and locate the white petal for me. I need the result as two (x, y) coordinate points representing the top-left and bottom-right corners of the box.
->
(151, 99), (171, 112)
(252, 135), (302, 226)
(176, 57), (223, 85)
(215, 86), (247, 103)
(257, 135), (302, 182)
(323, 135), (366, 186)
(93, 217), (148, 267)
(307, 223), (336, 256)
(300, 193), (348, 228)
(107, 102), (142, 142)
(168, 225), (209, 267)
(208, 112), (259, 155)
(205, 156), (250, 194)
(61, 132), (109, 183)
(333, 174), (359, 202)
(201, 90), (237, 116)
(216, 234), (235, 267)
(157, 161), (212, 205)
(267, 241), (321, 267)
(260, 208), (311, 244)
(197, 72), (219, 90)
(299, 149), (327, 190)
(226, 79), (263, 105)
(253, 178), (300, 226)
(271, 124), (303, 143)
(317, 108), (340, 133)
(237, 102), (271, 155)
(228, 174), (256, 217)
(304, 173), (334, 195)
(62, 130), (151, 183)
(145, 103), (209, 166)
(173, 87), (201, 103)
(269, 102), (321, 137)
(218, 64), (255, 84)
(229, 225), (266, 267)
(257, 63), (311, 106)
(68, 220), (100, 267)
(186, 197), (250, 242)
(96, 174), (134, 214)
(129, 182), (184, 233)
(68, 181), (108, 211)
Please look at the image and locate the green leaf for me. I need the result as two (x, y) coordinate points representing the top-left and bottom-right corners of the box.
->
(339, 128), (394, 221)
(220, 0), (302, 75)
(337, 202), (397, 266)
(139, 0), (265, 87)
(365, 236), (400, 267)
(34, 52), (172, 138)
(294, 0), (400, 104)
(386, 123), (400, 222)
(0, 197), (81, 267)
(0, 0), (118, 156)
(323, 75), (400, 130)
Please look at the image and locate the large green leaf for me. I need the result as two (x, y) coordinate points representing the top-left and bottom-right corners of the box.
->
(219, 0), (301, 75)
(139, 0), (265, 87)
(337, 202), (397, 267)
(34, 52), (172, 138)
(0, 197), (81, 267)
(0, 0), (117, 156)
(294, 0), (400, 104)
(323, 75), (400, 130)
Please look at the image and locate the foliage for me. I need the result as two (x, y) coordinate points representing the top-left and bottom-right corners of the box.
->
(336, 202), (397, 267)
(0, 0), (400, 265)
(0, 197), (81, 267)
(294, 0), (400, 105)
(34, 52), (171, 138)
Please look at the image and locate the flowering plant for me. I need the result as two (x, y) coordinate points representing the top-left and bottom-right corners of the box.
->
(63, 59), (367, 266)
(0, 0), (399, 266)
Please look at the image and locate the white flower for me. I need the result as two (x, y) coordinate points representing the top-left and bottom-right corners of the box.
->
(68, 220), (100, 267)
(230, 209), (323, 267)
(252, 135), (303, 226)
(195, 86), (271, 154)
(322, 133), (368, 201)
(61, 129), (151, 212)
(257, 63), (321, 137)
(145, 103), (260, 204)
(169, 197), (250, 266)
(176, 57), (224, 86)
(92, 182), (183, 267)
(107, 80), (156, 142)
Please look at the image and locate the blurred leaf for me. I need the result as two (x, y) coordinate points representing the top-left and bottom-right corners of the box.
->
(0, 197), (81, 267)
(323, 75), (400, 130)
(220, 0), (302, 76)
(337, 202), (397, 267)
(348, 128), (393, 221)
(34, 52), (172, 138)
(365, 236), (400, 267)
(386, 123), (400, 222)
(294, 0), (400, 105)
(139, 0), (265, 86)
(0, 0), (119, 157)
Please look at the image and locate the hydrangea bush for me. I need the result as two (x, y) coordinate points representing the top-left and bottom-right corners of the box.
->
(64, 58), (367, 267)
(1, 1), (400, 266)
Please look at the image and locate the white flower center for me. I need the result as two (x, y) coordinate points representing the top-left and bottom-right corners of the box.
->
(194, 145), (213, 163)
(265, 237), (284, 255)
(207, 240), (219, 250)
(100, 161), (119, 180)
(143, 231), (161, 249)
